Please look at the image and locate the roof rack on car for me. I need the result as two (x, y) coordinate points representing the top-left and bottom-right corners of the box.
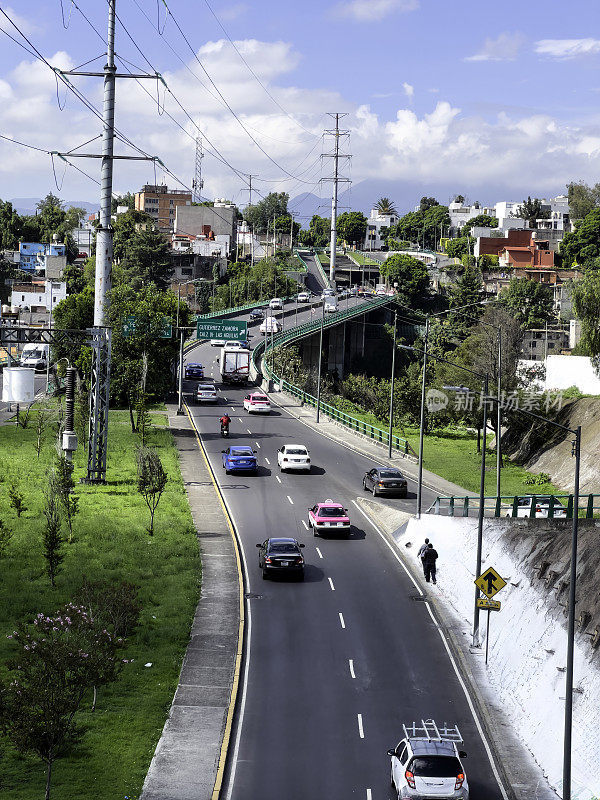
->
(402, 719), (463, 743)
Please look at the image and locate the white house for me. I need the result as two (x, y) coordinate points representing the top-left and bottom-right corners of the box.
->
(363, 207), (399, 250)
(10, 280), (67, 312)
(448, 201), (496, 230)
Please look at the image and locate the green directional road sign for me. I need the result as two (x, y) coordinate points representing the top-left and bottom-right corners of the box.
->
(196, 319), (248, 342)
(160, 317), (172, 339)
(123, 315), (137, 338)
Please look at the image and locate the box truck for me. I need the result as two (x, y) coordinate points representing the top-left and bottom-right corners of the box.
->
(220, 346), (250, 384)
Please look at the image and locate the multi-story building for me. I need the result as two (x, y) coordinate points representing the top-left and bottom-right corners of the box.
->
(521, 326), (570, 361)
(135, 184), (192, 233)
(17, 242), (67, 276)
(448, 200), (496, 230)
(174, 201), (237, 251)
(363, 207), (400, 250)
(10, 279), (67, 312)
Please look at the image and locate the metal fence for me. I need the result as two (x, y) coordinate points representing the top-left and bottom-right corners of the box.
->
(427, 494), (600, 519)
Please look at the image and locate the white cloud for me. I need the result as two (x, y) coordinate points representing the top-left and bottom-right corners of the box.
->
(465, 31), (526, 62)
(402, 82), (414, 100)
(534, 38), (600, 59)
(218, 4), (248, 22)
(0, 6), (35, 35)
(332, 0), (419, 23)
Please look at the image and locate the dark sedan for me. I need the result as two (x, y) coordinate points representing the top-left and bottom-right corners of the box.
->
(363, 467), (408, 497)
(249, 308), (265, 321)
(256, 537), (305, 580)
(184, 362), (204, 380)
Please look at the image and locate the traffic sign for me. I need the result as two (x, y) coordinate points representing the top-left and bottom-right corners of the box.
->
(123, 315), (137, 338)
(475, 567), (507, 600)
(476, 598), (501, 611)
(196, 319), (248, 342)
(160, 317), (172, 339)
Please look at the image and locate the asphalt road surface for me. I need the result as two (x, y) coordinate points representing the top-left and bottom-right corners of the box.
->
(183, 323), (507, 800)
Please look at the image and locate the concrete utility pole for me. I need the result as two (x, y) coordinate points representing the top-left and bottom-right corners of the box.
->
(192, 135), (204, 203)
(321, 113), (351, 284)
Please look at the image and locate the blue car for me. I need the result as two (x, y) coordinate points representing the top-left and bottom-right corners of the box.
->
(222, 445), (258, 474)
(184, 362), (204, 380)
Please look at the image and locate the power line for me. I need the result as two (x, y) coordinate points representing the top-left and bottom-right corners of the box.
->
(0, 133), (101, 185)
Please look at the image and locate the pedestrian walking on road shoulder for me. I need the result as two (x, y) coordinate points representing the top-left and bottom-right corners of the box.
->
(417, 538), (429, 576)
(422, 543), (438, 584)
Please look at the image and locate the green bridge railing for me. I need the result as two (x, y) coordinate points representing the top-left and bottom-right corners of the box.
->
(428, 494), (600, 519)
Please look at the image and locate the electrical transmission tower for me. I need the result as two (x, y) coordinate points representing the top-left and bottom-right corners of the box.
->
(320, 113), (351, 284)
(192, 136), (204, 203)
(54, 0), (160, 482)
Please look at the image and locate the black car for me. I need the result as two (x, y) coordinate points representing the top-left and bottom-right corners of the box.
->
(249, 308), (264, 321)
(184, 362), (204, 380)
(256, 537), (305, 580)
(363, 467), (408, 497)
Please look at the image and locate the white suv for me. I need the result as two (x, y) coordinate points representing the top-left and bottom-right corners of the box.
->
(388, 721), (469, 799)
(269, 297), (283, 309)
(277, 444), (311, 472)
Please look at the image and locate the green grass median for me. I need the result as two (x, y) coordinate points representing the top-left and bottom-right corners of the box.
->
(0, 408), (200, 799)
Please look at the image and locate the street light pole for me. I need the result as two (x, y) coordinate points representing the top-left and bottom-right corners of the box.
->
(388, 311), (397, 459)
(177, 329), (184, 416)
(496, 330), (502, 498)
(563, 424), (581, 800)
(416, 316), (429, 519)
(316, 301), (325, 423)
(472, 373), (489, 647)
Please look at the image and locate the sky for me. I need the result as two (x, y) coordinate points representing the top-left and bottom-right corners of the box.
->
(1, 0), (600, 215)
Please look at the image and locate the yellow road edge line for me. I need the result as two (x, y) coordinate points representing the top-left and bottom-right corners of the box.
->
(183, 402), (245, 800)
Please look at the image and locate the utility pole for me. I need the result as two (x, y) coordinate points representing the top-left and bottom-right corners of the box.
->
(191, 135), (204, 203)
(321, 113), (351, 285)
(55, 0), (162, 482)
(243, 174), (257, 266)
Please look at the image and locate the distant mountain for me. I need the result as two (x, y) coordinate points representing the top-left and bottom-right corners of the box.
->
(10, 198), (99, 216)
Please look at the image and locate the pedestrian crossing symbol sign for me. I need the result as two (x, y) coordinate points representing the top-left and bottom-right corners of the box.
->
(475, 567), (507, 600)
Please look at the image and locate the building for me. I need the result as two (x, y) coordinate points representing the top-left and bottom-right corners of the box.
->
(135, 184), (192, 233)
(174, 202), (237, 251)
(363, 207), (400, 250)
(15, 242), (67, 278)
(10, 280), (67, 312)
(448, 200), (496, 230)
(236, 221), (267, 260)
(521, 326), (570, 361)
(72, 227), (94, 259)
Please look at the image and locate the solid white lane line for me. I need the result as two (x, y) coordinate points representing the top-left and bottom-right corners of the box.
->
(352, 501), (510, 800)
(349, 659), (356, 679)
(328, 577), (335, 591)
(275, 475), (281, 484)
(338, 612), (345, 629)
(357, 714), (364, 738)
(302, 520), (309, 530)
(265, 457), (270, 465)
(255, 442), (261, 449)
(366, 790), (372, 800)
(316, 547), (323, 559)
(287, 495), (294, 505)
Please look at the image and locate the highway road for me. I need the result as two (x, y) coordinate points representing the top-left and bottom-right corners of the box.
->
(182, 304), (508, 800)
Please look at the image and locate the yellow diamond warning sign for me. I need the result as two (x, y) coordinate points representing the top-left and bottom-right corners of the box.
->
(475, 567), (507, 600)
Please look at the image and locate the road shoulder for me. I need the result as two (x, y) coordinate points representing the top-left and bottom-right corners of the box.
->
(141, 404), (243, 800)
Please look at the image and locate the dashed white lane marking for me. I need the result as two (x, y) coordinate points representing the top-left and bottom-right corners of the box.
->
(231, 407), (236, 412)
(349, 659), (356, 679)
(328, 577), (335, 591)
(265, 457), (270, 465)
(316, 547), (323, 559)
(246, 428), (252, 434)
(287, 495), (294, 505)
(338, 612), (345, 629)
(302, 520), (308, 530)
(366, 790), (372, 800)
(357, 714), (364, 738)
(255, 442), (261, 449)
(275, 475), (281, 484)
(238, 417), (243, 423)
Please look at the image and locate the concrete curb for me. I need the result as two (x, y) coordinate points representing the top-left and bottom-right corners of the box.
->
(140, 404), (245, 800)
(355, 497), (558, 800)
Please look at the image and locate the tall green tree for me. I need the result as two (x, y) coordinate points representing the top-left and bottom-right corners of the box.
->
(374, 197), (398, 215)
(243, 192), (289, 234)
(379, 253), (430, 309)
(497, 277), (555, 328)
(419, 196), (439, 212)
(560, 208), (600, 268)
(567, 181), (600, 221)
(572, 270), (600, 356)
(462, 214), (498, 233)
(121, 227), (173, 290)
(444, 236), (473, 259)
(336, 211), (368, 246)
(517, 196), (549, 228)
(111, 192), (135, 213)
(299, 215), (330, 247)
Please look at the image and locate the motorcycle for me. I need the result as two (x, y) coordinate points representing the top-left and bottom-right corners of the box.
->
(220, 423), (230, 438)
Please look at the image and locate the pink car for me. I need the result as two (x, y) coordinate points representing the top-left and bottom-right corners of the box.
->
(308, 499), (351, 537)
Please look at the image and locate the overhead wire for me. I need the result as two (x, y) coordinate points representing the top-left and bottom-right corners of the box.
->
(0, 133), (101, 185)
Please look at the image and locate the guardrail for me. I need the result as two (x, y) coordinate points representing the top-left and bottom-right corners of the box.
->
(251, 296), (416, 457)
(427, 494), (600, 519)
(196, 299), (274, 320)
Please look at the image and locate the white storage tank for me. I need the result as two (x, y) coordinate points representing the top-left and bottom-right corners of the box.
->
(2, 368), (35, 403)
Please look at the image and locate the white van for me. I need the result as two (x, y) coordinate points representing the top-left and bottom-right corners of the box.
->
(20, 343), (49, 371)
(260, 317), (280, 334)
(324, 297), (338, 313)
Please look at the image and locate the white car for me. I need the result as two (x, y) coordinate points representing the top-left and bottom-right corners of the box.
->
(243, 392), (271, 413)
(224, 341), (247, 350)
(277, 444), (311, 472)
(324, 298), (338, 313)
(260, 318), (280, 334)
(388, 722), (469, 800)
(210, 339), (227, 347)
(269, 297), (283, 310)
(505, 495), (567, 518)
(297, 291), (311, 303)
(196, 383), (218, 403)
(321, 288), (335, 299)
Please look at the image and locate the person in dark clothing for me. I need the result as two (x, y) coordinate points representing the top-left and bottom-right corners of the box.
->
(422, 543), (438, 584)
(417, 537), (430, 575)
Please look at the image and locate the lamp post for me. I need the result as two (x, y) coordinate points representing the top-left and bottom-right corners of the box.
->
(316, 300), (325, 423)
(416, 316), (429, 519)
(46, 280), (54, 393)
(388, 311), (397, 459)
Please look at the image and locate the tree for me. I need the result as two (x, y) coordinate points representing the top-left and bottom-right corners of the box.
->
(111, 192), (135, 213)
(567, 181), (600, 221)
(375, 197), (398, 215)
(111, 209), (153, 261)
(462, 214), (498, 233)
(444, 236), (472, 260)
(137, 447), (168, 535)
(453, 194), (465, 204)
(572, 270), (600, 356)
(419, 196), (439, 212)
(243, 192), (289, 234)
(61, 262), (86, 295)
(43, 484), (63, 587)
(379, 253), (430, 309)
(35, 407), (53, 459)
(335, 211), (368, 246)
(121, 226), (172, 290)
(560, 208), (600, 268)
(497, 277), (555, 328)
(52, 286), (94, 372)
(8, 484), (26, 517)
(393, 205), (450, 250)
(53, 454), (79, 543)
(447, 265), (484, 335)
(517, 196), (549, 228)
(0, 606), (122, 800)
